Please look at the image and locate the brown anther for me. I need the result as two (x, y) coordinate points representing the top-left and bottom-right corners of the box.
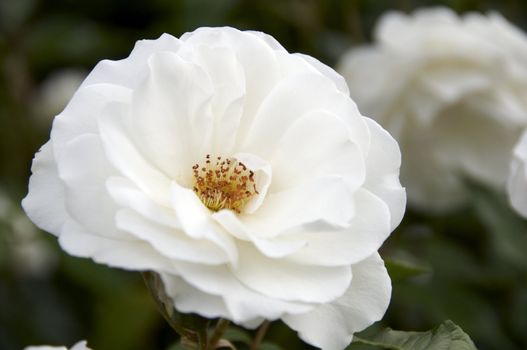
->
(192, 155), (258, 213)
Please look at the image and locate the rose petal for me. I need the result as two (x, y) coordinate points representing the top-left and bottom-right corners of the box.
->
(115, 209), (230, 264)
(231, 243), (351, 303)
(51, 84), (131, 160)
(268, 110), (365, 192)
(243, 72), (369, 158)
(287, 188), (392, 266)
(22, 141), (67, 236)
(56, 134), (127, 240)
(181, 27), (282, 146)
(106, 176), (180, 229)
(81, 33), (181, 90)
(169, 262), (314, 322)
(212, 210), (306, 258)
(238, 175), (356, 239)
(170, 182), (238, 265)
(282, 252), (391, 350)
(97, 101), (172, 206)
(127, 51), (215, 183)
(232, 152), (272, 214)
(59, 219), (176, 273)
(363, 118), (406, 230)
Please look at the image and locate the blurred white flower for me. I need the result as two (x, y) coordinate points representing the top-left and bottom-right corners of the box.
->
(507, 130), (527, 217)
(22, 27), (405, 349)
(33, 68), (87, 124)
(339, 7), (527, 212)
(0, 190), (57, 278)
(24, 340), (92, 350)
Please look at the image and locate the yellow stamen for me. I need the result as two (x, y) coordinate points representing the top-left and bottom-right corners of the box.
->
(192, 155), (258, 213)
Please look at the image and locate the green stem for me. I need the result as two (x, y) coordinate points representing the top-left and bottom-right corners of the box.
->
(197, 325), (208, 350)
(250, 321), (271, 350)
(141, 271), (189, 337)
(208, 319), (231, 348)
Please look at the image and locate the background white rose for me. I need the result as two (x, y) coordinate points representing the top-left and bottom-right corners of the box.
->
(32, 69), (87, 127)
(22, 27), (405, 349)
(338, 7), (527, 212)
(24, 340), (92, 350)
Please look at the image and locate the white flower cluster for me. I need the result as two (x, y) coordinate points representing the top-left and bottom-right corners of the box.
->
(23, 28), (405, 349)
(339, 8), (527, 213)
(24, 340), (91, 350)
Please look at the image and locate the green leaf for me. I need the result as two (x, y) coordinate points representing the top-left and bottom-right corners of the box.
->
(384, 258), (429, 282)
(353, 320), (477, 350)
(258, 342), (283, 350)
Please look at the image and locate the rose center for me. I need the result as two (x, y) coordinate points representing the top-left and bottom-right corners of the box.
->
(192, 155), (259, 213)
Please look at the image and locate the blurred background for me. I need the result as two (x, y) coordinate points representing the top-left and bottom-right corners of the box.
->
(1, 0), (527, 349)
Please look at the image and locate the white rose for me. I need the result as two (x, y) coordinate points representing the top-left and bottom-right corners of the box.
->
(339, 7), (527, 212)
(22, 27), (405, 350)
(507, 130), (527, 217)
(24, 340), (92, 350)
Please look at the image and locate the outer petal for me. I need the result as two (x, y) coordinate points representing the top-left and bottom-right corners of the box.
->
(295, 53), (350, 95)
(56, 134), (126, 240)
(81, 33), (181, 90)
(50, 84), (131, 161)
(161, 274), (232, 319)
(58, 219), (177, 274)
(363, 118), (406, 230)
(167, 263), (314, 322)
(231, 243), (351, 303)
(22, 141), (68, 236)
(282, 253), (391, 350)
(161, 273), (265, 330)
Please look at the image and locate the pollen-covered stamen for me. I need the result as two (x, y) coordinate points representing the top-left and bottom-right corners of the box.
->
(192, 155), (259, 213)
